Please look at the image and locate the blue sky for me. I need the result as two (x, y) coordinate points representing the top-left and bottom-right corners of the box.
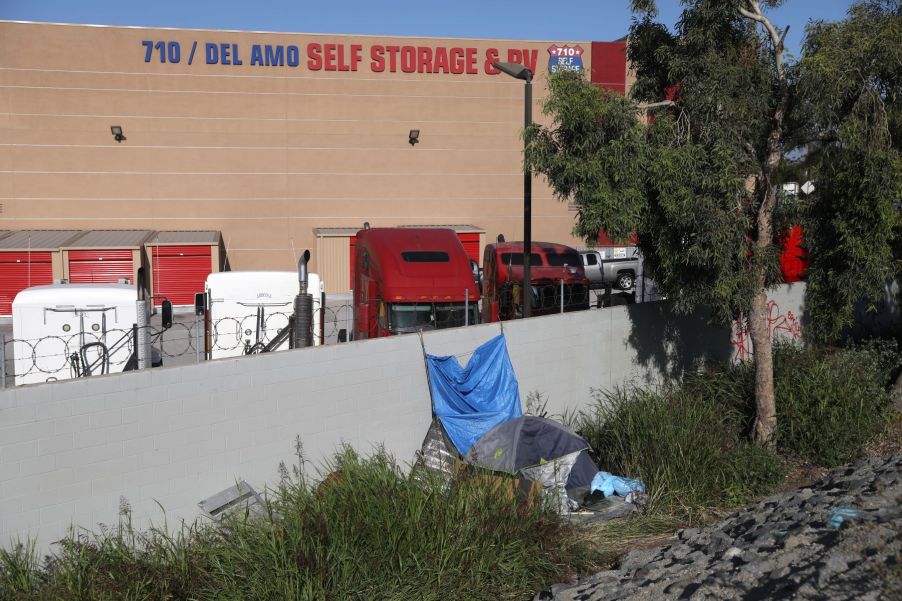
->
(1, 0), (854, 56)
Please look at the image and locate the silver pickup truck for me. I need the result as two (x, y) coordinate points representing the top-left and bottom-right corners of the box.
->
(579, 247), (639, 290)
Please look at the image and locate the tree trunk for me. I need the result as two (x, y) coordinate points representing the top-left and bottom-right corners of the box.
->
(749, 286), (777, 445)
(741, 0), (788, 447)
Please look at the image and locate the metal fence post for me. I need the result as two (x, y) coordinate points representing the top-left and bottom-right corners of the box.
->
(195, 312), (201, 363)
(465, 288), (469, 326)
(346, 292), (352, 340)
(638, 253), (645, 303)
(136, 299), (150, 369)
(0, 333), (6, 389)
(560, 279), (564, 313)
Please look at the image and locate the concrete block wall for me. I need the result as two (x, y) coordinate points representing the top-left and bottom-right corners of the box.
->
(0, 284), (805, 551)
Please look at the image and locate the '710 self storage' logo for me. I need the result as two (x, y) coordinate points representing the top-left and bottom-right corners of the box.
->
(548, 45), (584, 73)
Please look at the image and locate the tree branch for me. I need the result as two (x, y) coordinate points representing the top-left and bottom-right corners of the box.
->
(638, 100), (675, 110)
(739, 0), (788, 79)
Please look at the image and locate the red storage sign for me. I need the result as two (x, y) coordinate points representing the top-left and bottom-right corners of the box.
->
(151, 245), (212, 306)
(68, 250), (134, 284)
(0, 251), (53, 315)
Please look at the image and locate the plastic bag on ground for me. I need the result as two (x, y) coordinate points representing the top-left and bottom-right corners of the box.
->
(590, 471), (646, 497)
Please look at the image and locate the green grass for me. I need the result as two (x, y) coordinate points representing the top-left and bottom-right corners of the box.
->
(0, 445), (591, 601)
(568, 341), (896, 519)
(772, 343), (892, 466)
(572, 383), (783, 519)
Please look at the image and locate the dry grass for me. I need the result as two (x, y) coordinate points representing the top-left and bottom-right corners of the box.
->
(865, 409), (902, 457)
(576, 514), (683, 570)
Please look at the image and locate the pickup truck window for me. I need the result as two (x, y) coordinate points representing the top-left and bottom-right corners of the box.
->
(401, 251), (450, 262)
(546, 252), (581, 267)
(583, 253), (598, 266)
(500, 252), (543, 266)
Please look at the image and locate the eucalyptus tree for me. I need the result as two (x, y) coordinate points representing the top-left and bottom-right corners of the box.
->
(795, 0), (902, 344)
(527, 1), (795, 444)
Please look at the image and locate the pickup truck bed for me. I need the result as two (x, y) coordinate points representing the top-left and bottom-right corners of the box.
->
(579, 248), (639, 290)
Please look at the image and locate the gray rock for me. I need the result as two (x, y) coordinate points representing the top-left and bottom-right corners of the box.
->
(540, 453), (902, 601)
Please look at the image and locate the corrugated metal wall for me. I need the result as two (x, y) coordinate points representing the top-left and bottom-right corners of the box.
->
(317, 236), (352, 294)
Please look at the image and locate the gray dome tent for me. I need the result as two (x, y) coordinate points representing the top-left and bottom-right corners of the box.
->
(465, 416), (597, 513)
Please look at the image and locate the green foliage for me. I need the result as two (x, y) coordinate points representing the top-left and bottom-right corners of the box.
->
(0, 447), (588, 601)
(528, 1), (792, 325)
(529, 0), (902, 445)
(851, 337), (902, 387)
(569, 341), (897, 515)
(526, 75), (647, 243)
(772, 344), (891, 466)
(796, 1), (902, 342)
(0, 540), (40, 599)
(572, 381), (783, 518)
(2, 511), (212, 600)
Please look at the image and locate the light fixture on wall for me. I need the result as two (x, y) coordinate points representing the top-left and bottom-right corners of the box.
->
(408, 129), (420, 146)
(110, 125), (126, 143)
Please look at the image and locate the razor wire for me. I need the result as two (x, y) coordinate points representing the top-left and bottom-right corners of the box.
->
(0, 283), (657, 387)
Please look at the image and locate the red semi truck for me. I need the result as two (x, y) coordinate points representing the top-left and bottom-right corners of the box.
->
(481, 240), (591, 322)
(352, 227), (480, 339)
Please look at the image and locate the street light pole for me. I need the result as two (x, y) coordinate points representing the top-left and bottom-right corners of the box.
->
(492, 61), (534, 318)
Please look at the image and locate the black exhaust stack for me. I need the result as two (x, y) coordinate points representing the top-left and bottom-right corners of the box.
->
(293, 249), (313, 348)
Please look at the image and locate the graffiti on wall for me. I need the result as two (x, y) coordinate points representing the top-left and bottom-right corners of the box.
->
(731, 300), (802, 363)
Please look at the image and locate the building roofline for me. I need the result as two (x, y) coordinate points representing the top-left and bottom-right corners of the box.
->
(0, 20), (605, 45)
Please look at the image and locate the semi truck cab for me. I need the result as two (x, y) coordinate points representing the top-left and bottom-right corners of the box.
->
(481, 241), (590, 322)
(352, 228), (479, 339)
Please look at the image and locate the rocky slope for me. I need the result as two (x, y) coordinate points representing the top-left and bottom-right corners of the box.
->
(539, 454), (902, 600)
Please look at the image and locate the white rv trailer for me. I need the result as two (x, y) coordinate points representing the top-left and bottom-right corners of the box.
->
(12, 284), (138, 386)
(205, 271), (323, 359)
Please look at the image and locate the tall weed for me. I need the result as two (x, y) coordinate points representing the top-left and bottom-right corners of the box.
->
(571, 342), (896, 518)
(574, 384), (782, 517)
(0, 446), (588, 601)
(773, 344), (890, 466)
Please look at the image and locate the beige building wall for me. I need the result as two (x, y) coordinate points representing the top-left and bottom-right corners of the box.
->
(0, 22), (619, 289)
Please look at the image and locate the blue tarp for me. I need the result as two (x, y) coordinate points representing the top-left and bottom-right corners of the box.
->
(426, 333), (522, 455)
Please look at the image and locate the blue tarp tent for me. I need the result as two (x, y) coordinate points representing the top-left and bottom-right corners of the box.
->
(426, 333), (522, 455)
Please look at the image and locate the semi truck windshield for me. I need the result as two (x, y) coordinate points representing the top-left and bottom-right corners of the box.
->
(388, 302), (479, 333)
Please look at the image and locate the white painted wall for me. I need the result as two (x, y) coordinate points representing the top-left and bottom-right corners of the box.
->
(0, 284), (805, 551)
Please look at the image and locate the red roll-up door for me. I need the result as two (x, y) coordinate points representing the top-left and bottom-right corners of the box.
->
(0, 251), (53, 315)
(151, 245), (212, 306)
(457, 233), (480, 263)
(68, 250), (134, 284)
